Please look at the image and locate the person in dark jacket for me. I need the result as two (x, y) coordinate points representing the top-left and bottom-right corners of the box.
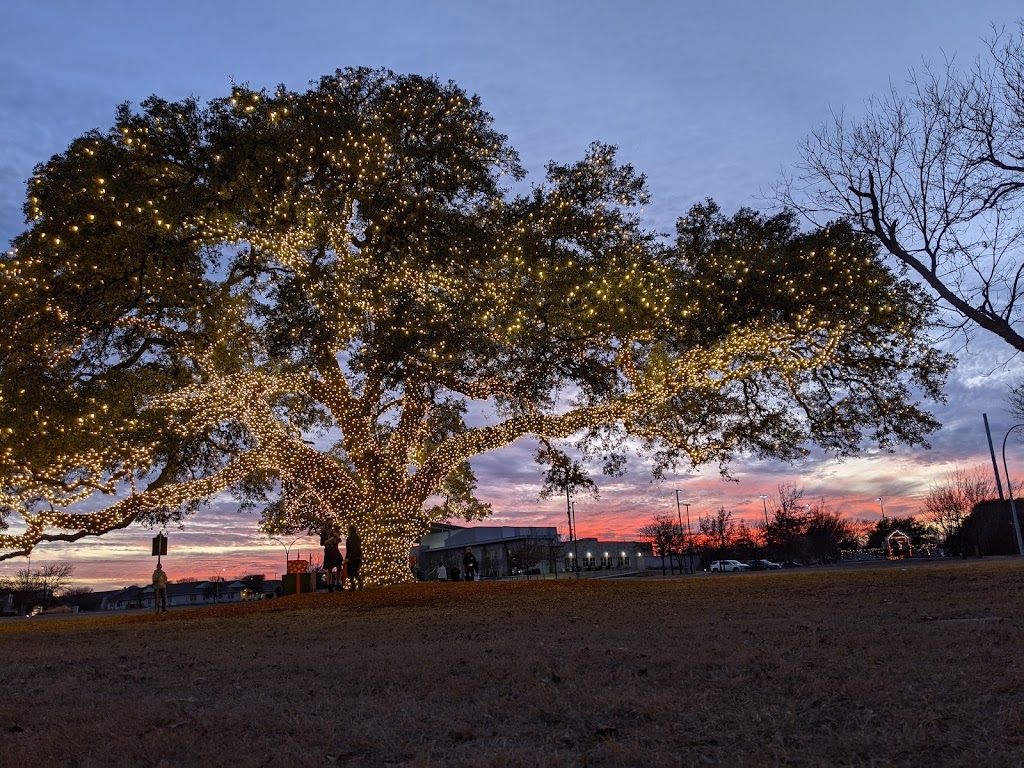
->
(462, 547), (478, 582)
(346, 525), (363, 590)
(321, 524), (343, 592)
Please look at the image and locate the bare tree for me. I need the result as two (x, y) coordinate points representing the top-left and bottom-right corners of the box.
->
(204, 574), (227, 603)
(509, 540), (549, 579)
(781, 22), (1024, 355)
(308, 555), (325, 587)
(766, 484), (810, 563)
(639, 514), (681, 575)
(921, 465), (995, 554)
(699, 507), (737, 565)
(0, 562), (74, 611)
(26, 563), (74, 603)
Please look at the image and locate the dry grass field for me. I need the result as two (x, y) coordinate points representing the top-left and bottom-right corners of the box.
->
(2, 559), (1023, 767)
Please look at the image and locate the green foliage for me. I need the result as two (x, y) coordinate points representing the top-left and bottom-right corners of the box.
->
(535, 443), (599, 501)
(0, 69), (949, 579)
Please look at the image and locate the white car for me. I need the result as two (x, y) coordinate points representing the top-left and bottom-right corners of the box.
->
(710, 560), (749, 572)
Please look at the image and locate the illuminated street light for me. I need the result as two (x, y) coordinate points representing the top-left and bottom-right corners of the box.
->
(876, 497), (886, 522)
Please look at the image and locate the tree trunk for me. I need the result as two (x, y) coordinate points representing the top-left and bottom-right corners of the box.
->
(347, 504), (423, 586)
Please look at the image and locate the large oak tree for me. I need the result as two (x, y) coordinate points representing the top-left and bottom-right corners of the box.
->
(0, 69), (947, 583)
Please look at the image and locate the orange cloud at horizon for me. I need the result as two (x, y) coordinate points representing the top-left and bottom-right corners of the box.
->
(1, 440), (1017, 593)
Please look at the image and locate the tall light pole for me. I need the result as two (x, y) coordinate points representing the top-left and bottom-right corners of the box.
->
(684, 502), (693, 574)
(1000, 425), (1024, 556)
(570, 501), (580, 577)
(674, 490), (690, 575)
(565, 485), (573, 541)
(759, 494), (771, 552)
(876, 497), (886, 522)
(984, 413), (1006, 500)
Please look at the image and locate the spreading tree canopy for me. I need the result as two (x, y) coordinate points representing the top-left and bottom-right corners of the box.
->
(0, 69), (948, 583)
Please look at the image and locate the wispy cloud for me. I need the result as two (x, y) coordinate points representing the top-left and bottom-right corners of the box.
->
(2, 1), (1022, 588)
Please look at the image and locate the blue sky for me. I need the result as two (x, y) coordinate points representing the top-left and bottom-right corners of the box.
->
(2, 1), (1022, 588)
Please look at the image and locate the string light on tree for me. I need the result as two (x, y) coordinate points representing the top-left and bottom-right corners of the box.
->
(0, 69), (949, 584)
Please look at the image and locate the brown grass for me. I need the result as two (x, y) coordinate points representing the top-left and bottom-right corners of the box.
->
(2, 559), (1023, 767)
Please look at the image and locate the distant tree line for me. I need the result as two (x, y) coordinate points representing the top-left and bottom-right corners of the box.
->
(0, 562), (86, 615)
(638, 468), (1024, 569)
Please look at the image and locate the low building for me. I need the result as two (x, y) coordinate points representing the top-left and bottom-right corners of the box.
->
(96, 579), (282, 611)
(564, 537), (654, 573)
(415, 524), (560, 579)
(414, 524), (654, 579)
(96, 585), (146, 611)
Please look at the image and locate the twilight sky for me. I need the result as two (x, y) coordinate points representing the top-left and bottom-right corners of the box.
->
(2, 1), (1022, 590)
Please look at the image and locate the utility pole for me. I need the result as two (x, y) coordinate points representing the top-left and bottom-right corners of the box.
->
(684, 502), (693, 574)
(1000, 425), (1024, 556)
(984, 413), (1006, 501)
(564, 484), (573, 577)
(570, 500), (580, 577)
(675, 490), (692, 574)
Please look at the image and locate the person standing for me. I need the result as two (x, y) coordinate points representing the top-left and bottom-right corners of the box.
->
(321, 524), (343, 592)
(346, 525), (363, 590)
(152, 563), (168, 612)
(463, 547), (478, 582)
(436, 562), (447, 581)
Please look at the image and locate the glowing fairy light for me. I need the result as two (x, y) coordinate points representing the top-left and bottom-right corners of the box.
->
(0, 70), (946, 585)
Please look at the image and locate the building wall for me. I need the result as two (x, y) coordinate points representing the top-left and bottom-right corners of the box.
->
(415, 527), (655, 580)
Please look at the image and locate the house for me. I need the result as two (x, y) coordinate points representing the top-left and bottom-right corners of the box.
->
(96, 585), (146, 611)
(97, 579), (282, 611)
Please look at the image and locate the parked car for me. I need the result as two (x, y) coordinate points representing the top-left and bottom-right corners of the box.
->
(746, 559), (783, 570)
(710, 560), (749, 572)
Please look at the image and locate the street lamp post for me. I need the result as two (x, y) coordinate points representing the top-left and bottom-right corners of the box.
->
(570, 501), (580, 577)
(565, 484), (573, 545)
(674, 491), (684, 574)
(760, 494), (771, 551)
(684, 502), (693, 574)
(270, 536), (306, 575)
(1000, 425), (1024, 556)
(564, 486), (581, 579)
(876, 497), (886, 522)
(675, 490), (692, 574)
